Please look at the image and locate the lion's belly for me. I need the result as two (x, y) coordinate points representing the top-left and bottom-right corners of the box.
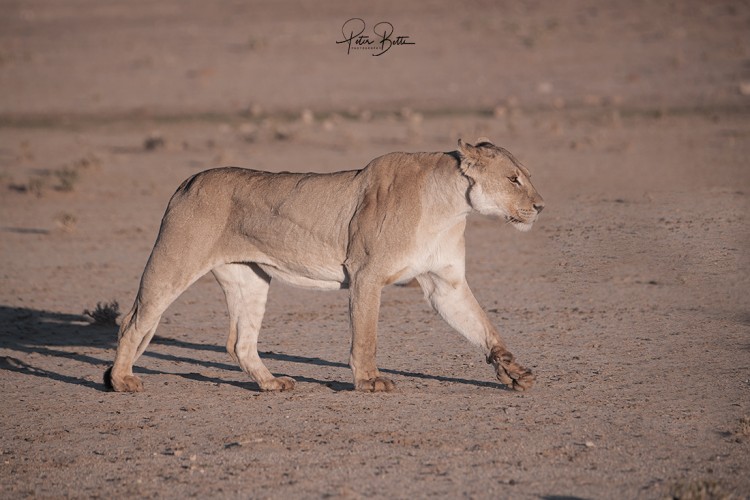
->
(257, 262), (348, 290)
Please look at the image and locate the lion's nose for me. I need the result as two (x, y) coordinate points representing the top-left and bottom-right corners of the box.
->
(533, 202), (545, 214)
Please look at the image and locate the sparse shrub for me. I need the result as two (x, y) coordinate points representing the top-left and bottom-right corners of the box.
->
(8, 175), (48, 196)
(7, 173), (48, 196)
(84, 301), (121, 326)
(8, 152), (101, 196)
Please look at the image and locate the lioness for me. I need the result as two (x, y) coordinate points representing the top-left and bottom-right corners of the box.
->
(105, 138), (544, 393)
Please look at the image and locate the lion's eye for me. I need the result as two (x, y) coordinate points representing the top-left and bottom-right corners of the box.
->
(509, 175), (521, 186)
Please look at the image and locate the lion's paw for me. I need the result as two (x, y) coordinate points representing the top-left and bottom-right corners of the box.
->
(486, 346), (534, 391)
(355, 376), (396, 392)
(259, 376), (296, 392)
(104, 367), (144, 392)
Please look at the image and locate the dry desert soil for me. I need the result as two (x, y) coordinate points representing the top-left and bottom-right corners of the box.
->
(1, 1), (749, 498)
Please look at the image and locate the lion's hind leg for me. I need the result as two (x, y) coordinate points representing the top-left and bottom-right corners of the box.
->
(106, 240), (216, 392)
(106, 291), (176, 392)
(213, 263), (295, 392)
(104, 300), (160, 392)
(106, 272), (207, 392)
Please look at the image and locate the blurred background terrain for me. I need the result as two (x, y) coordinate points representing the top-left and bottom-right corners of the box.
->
(1, 1), (749, 498)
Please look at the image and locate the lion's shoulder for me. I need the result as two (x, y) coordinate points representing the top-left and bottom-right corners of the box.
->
(361, 151), (454, 187)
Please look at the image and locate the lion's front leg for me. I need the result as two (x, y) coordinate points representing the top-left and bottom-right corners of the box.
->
(416, 269), (534, 391)
(485, 345), (534, 391)
(348, 278), (395, 392)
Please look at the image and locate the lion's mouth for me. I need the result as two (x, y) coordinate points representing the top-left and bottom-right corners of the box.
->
(505, 213), (535, 232)
(506, 213), (533, 225)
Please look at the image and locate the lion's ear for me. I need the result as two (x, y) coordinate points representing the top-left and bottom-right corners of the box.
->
(457, 138), (482, 174)
(476, 136), (494, 146)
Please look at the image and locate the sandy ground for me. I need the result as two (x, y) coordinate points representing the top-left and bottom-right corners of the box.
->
(1, 1), (749, 498)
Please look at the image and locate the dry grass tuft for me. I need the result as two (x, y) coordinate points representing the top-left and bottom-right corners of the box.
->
(54, 166), (79, 192)
(738, 416), (750, 437)
(667, 479), (732, 500)
(83, 301), (121, 326)
(55, 212), (77, 232)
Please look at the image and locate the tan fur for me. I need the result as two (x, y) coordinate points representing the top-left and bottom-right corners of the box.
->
(105, 139), (544, 393)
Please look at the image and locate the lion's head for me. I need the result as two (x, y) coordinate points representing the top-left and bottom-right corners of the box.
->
(456, 138), (544, 232)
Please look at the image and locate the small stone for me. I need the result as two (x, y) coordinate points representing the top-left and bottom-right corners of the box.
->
(238, 122), (255, 134)
(584, 94), (603, 106)
(537, 82), (553, 94)
(247, 104), (264, 118)
(143, 134), (165, 151)
(300, 109), (314, 125)
(358, 109), (372, 122)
